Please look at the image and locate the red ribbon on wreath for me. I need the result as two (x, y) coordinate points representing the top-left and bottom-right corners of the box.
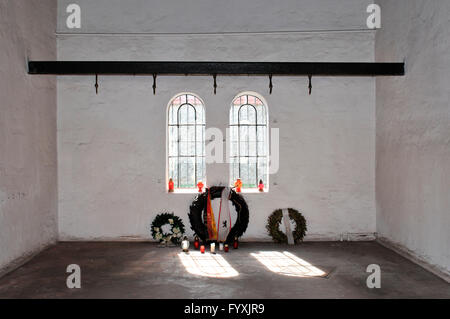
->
(206, 190), (218, 241)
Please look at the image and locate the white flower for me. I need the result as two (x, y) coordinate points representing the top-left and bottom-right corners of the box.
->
(153, 227), (159, 232)
(155, 233), (162, 240)
(177, 233), (182, 238)
(173, 227), (180, 234)
(168, 219), (174, 224)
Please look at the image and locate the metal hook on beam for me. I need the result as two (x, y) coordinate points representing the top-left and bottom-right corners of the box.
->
(95, 74), (99, 94)
(152, 74), (157, 95)
(213, 74), (217, 95)
(269, 74), (273, 94)
(308, 74), (312, 95)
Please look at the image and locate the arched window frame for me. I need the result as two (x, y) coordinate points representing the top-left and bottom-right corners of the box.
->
(167, 93), (206, 192)
(229, 92), (269, 192)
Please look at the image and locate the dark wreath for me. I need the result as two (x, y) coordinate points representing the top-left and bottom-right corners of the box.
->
(188, 186), (249, 244)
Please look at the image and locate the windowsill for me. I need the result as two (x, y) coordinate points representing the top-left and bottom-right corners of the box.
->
(237, 189), (268, 194)
(168, 189), (203, 194)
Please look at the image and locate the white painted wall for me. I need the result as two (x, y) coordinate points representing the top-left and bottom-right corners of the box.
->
(0, 0), (57, 273)
(57, 1), (376, 241)
(376, 0), (450, 274)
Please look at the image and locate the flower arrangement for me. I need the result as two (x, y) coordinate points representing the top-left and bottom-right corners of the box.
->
(151, 212), (185, 245)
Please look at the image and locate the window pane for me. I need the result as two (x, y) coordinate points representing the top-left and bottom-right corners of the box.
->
(239, 157), (248, 185)
(230, 141), (238, 157)
(257, 126), (266, 155)
(194, 103), (205, 124)
(257, 125), (266, 141)
(168, 105), (176, 125)
(257, 141), (265, 156)
(249, 125), (257, 142)
(179, 104), (196, 125)
(249, 141), (257, 157)
(196, 157), (205, 183)
(179, 134), (187, 156)
(239, 105), (256, 125)
(230, 126), (238, 142)
(168, 126), (178, 157)
(247, 157), (257, 188)
(230, 157), (239, 183)
(168, 157), (178, 185)
(257, 105), (266, 124)
(247, 95), (256, 105)
(187, 94), (195, 105)
(196, 126), (204, 156)
(196, 141), (203, 157)
(178, 104), (186, 124)
(240, 125), (248, 142)
(187, 105), (195, 124)
(179, 157), (195, 188)
(257, 157), (267, 185)
(178, 157), (187, 187)
(240, 140), (248, 157)
(179, 126), (196, 156)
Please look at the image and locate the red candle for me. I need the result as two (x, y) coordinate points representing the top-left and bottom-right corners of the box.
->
(194, 236), (200, 250)
(200, 245), (205, 254)
(258, 179), (264, 192)
(197, 181), (204, 193)
(234, 178), (242, 193)
(233, 237), (239, 249)
(224, 244), (229, 252)
(168, 178), (174, 192)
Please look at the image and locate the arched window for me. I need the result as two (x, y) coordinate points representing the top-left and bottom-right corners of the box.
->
(229, 92), (268, 191)
(167, 93), (205, 190)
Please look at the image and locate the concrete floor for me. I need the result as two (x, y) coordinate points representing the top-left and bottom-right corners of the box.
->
(0, 242), (448, 299)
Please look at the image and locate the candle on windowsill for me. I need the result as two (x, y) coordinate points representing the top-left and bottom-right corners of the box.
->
(168, 178), (174, 192)
(234, 178), (242, 193)
(258, 179), (264, 192)
(200, 245), (205, 254)
(197, 181), (204, 193)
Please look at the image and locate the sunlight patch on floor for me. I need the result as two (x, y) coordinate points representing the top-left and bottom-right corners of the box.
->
(251, 251), (327, 278)
(178, 252), (239, 278)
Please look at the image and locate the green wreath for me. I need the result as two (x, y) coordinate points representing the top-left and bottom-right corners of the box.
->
(151, 212), (185, 244)
(266, 208), (307, 244)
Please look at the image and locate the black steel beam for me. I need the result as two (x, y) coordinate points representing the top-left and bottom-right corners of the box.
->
(28, 61), (404, 76)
